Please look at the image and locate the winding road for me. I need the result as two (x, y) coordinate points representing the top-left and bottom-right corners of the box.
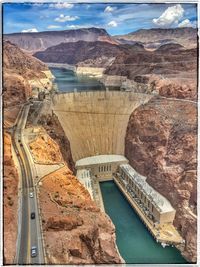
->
(12, 103), (45, 265)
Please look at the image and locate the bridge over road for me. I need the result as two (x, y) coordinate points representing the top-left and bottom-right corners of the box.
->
(52, 91), (153, 162)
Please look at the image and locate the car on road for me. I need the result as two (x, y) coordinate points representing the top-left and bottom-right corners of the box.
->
(29, 192), (34, 198)
(31, 246), (37, 257)
(31, 212), (35, 219)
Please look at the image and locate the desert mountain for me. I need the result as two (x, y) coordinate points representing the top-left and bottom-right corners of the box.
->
(4, 27), (118, 53)
(33, 37), (197, 100)
(3, 40), (52, 107)
(34, 40), (126, 66)
(115, 27), (197, 49)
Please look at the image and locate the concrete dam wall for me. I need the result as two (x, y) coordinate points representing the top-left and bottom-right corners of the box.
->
(52, 91), (153, 161)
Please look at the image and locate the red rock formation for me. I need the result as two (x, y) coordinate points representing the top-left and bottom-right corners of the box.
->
(29, 132), (63, 164)
(38, 113), (75, 172)
(125, 97), (197, 262)
(3, 133), (19, 264)
(40, 166), (123, 264)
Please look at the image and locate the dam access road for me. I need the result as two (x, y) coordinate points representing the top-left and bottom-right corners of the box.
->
(12, 103), (45, 265)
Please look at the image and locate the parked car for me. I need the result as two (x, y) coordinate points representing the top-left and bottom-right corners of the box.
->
(31, 246), (37, 257)
(31, 212), (35, 219)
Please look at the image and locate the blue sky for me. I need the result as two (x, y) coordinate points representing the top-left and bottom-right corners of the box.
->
(3, 3), (197, 35)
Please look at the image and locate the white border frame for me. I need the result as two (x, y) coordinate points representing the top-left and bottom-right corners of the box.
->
(0, 1), (199, 266)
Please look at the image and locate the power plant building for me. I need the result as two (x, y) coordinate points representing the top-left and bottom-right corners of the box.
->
(116, 164), (176, 224)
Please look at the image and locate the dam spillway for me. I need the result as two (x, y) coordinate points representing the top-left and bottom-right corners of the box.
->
(52, 91), (153, 161)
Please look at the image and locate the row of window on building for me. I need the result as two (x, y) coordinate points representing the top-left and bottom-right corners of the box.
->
(119, 168), (156, 214)
(99, 165), (112, 172)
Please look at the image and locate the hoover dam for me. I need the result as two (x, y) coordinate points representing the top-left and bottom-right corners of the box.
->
(52, 91), (153, 161)
(50, 89), (186, 263)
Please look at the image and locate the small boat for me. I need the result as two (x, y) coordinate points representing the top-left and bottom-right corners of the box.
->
(161, 242), (167, 248)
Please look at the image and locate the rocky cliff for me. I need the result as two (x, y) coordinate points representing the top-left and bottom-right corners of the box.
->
(105, 45), (197, 100)
(125, 97), (197, 262)
(40, 166), (123, 264)
(3, 40), (53, 108)
(4, 27), (118, 53)
(115, 27), (197, 49)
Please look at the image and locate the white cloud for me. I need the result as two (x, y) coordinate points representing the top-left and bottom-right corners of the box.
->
(49, 3), (74, 9)
(55, 14), (79, 23)
(47, 25), (61, 29)
(178, 19), (194, 28)
(104, 6), (116, 13)
(67, 25), (79, 29)
(108, 20), (118, 27)
(153, 4), (184, 27)
(66, 24), (96, 29)
(22, 28), (38, 33)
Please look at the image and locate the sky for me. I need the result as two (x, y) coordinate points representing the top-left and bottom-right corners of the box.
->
(3, 3), (197, 35)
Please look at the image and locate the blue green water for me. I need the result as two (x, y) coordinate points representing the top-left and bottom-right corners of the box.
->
(50, 67), (105, 92)
(100, 181), (187, 264)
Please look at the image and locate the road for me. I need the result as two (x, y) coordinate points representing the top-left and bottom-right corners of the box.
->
(12, 103), (45, 264)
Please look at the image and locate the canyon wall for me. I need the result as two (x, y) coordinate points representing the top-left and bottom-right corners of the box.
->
(125, 97), (197, 262)
(3, 40), (54, 108)
(52, 91), (153, 161)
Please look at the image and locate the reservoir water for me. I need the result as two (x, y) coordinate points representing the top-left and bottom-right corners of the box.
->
(50, 67), (105, 92)
(100, 181), (187, 264)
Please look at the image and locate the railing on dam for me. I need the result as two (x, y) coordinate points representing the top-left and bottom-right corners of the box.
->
(52, 90), (154, 106)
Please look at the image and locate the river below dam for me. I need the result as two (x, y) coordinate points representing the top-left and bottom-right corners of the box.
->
(50, 67), (105, 92)
(100, 181), (187, 264)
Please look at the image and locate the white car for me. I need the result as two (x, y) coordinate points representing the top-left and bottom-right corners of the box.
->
(31, 246), (37, 257)
(29, 192), (34, 198)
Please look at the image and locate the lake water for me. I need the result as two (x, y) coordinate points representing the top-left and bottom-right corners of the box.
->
(100, 181), (187, 264)
(50, 67), (105, 92)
